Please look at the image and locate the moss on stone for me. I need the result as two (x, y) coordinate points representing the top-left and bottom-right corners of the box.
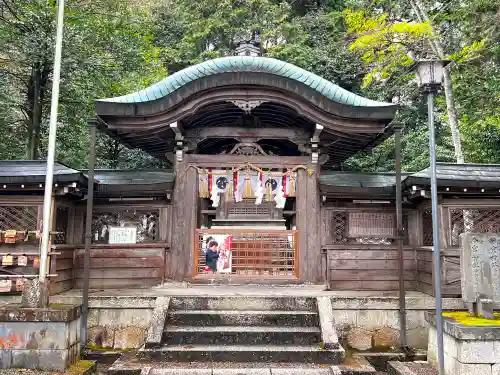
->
(66, 360), (96, 375)
(85, 343), (114, 352)
(443, 311), (500, 326)
(48, 303), (70, 309)
(85, 343), (133, 353)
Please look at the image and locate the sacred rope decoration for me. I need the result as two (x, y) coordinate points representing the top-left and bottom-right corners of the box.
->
(189, 162), (314, 208)
(186, 162), (314, 177)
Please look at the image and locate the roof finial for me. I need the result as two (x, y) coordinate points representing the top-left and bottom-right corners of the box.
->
(235, 32), (261, 57)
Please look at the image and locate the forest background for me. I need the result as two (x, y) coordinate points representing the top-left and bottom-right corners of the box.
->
(0, 0), (499, 171)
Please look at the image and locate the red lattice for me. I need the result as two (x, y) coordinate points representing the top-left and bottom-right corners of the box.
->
(196, 230), (298, 277)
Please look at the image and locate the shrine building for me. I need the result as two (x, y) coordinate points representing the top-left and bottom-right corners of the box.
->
(2, 42), (500, 295)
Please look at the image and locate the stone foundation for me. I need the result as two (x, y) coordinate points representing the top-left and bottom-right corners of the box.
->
(86, 297), (156, 350)
(15, 289), (472, 351)
(331, 295), (466, 350)
(0, 304), (81, 371)
(426, 312), (500, 375)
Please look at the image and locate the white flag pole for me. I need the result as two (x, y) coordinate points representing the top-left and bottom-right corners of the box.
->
(39, 0), (66, 292)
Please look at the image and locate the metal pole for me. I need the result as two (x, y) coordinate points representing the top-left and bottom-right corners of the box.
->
(394, 126), (407, 348)
(428, 91), (445, 375)
(39, 0), (65, 290)
(81, 121), (97, 346)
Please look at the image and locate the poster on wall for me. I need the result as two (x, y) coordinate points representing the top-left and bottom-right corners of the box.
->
(203, 234), (233, 274)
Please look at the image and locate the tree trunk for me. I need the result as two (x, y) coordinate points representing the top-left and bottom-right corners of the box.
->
(25, 62), (51, 160)
(411, 0), (465, 163)
(442, 68), (464, 163)
(26, 66), (40, 159)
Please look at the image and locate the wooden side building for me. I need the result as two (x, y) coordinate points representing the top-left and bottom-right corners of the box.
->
(1, 43), (500, 296)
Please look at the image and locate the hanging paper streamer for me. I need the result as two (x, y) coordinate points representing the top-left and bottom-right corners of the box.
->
(209, 170), (233, 207)
(274, 187), (287, 209)
(262, 175), (283, 201)
(254, 172), (264, 205)
(195, 164), (304, 204)
(234, 171), (245, 202)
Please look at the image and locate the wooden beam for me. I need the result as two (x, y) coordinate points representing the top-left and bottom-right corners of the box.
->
(184, 154), (310, 167)
(184, 126), (309, 143)
(170, 121), (184, 141)
(312, 124), (323, 143)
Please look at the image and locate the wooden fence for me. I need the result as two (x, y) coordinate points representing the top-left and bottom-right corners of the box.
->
(194, 229), (299, 279)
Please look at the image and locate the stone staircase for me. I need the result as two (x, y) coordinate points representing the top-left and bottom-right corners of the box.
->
(143, 296), (344, 363)
(109, 296), (346, 374)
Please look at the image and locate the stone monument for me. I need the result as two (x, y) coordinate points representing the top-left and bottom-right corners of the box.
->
(426, 233), (500, 375)
(460, 233), (500, 319)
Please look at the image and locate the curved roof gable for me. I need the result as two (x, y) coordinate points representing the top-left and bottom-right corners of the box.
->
(98, 56), (394, 108)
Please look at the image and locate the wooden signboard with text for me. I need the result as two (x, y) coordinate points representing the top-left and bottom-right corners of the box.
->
(348, 212), (395, 238)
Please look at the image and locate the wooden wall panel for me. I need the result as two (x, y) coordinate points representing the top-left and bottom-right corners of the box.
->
(330, 281), (417, 291)
(324, 246), (417, 291)
(73, 246), (167, 289)
(415, 247), (461, 297)
(50, 247), (76, 295)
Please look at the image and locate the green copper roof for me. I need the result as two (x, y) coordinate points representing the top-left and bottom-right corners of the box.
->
(98, 56), (393, 108)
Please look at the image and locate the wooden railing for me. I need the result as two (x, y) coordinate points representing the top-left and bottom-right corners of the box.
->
(194, 229), (299, 279)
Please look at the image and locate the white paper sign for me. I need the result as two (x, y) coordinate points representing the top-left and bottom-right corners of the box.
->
(108, 227), (137, 244)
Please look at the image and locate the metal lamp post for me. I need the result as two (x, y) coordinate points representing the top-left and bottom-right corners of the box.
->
(412, 59), (451, 375)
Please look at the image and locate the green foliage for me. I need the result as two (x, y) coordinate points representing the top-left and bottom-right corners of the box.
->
(0, 0), (166, 168)
(344, 9), (432, 87)
(0, 0), (499, 173)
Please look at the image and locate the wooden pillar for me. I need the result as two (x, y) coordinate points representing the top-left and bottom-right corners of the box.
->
(296, 166), (321, 282)
(170, 161), (198, 280)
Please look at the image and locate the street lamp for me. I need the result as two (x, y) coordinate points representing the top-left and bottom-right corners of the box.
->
(413, 59), (450, 375)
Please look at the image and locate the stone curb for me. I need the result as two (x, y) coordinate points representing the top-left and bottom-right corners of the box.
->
(0, 304), (81, 322)
(317, 297), (340, 349)
(426, 311), (500, 340)
(145, 297), (170, 348)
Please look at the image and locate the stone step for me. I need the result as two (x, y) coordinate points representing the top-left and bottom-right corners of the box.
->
(387, 361), (437, 375)
(144, 368), (336, 375)
(108, 357), (341, 375)
(169, 296), (316, 312)
(163, 325), (322, 345)
(139, 344), (345, 364)
(353, 353), (406, 372)
(339, 356), (377, 375)
(167, 309), (319, 326)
